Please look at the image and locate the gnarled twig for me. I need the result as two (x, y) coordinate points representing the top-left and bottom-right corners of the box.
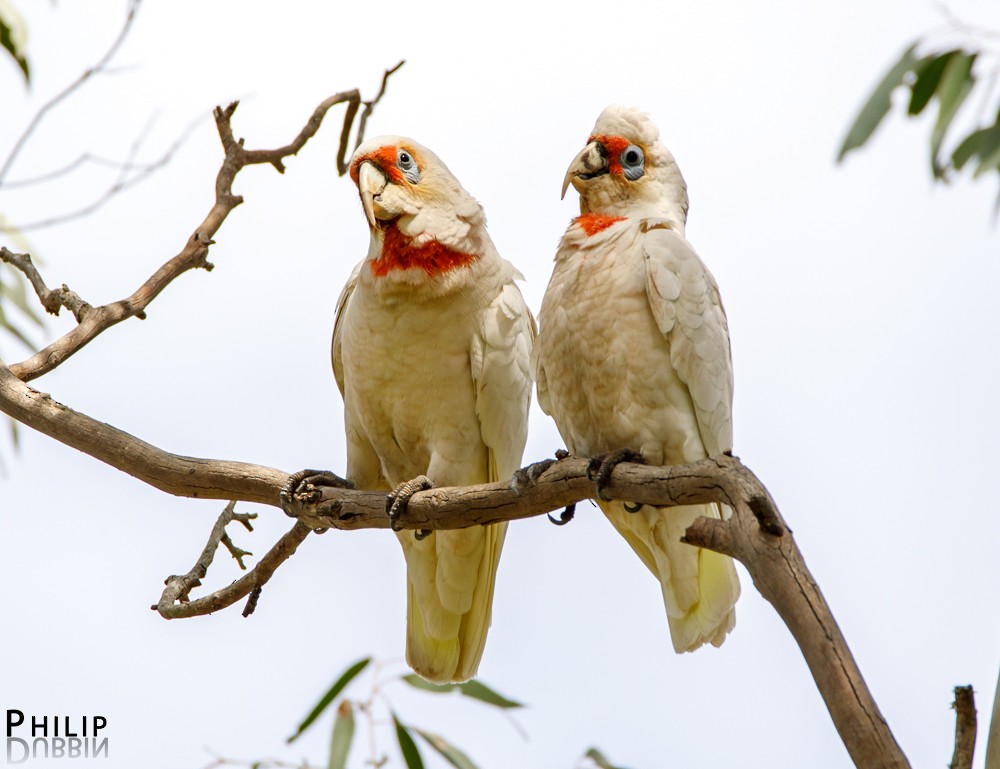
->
(154, 501), (312, 619)
(950, 685), (977, 769)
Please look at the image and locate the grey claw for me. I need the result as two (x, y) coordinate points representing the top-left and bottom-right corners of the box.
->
(548, 503), (576, 526)
(386, 475), (434, 532)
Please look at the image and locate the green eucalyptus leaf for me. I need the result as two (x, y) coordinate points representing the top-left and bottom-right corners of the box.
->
(1, 268), (44, 327)
(838, 42), (920, 162)
(972, 131), (1000, 178)
(456, 680), (524, 709)
(0, 301), (35, 350)
(286, 657), (371, 744)
(327, 700), (354, 769)
(908, 51), (956, 116)
(585, 747), (630, 769)
(0, 8), (29, 83)
(401, 674), (459, 693)
(413, 729), (479, 769)
(392, 713), (425, 769)
(930, 51), (977, 178)
(952, 123), (1000, 171)
(8, 415), (19, 451)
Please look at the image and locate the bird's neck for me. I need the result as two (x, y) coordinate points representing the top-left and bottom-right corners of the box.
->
(370, 223), (479, 278)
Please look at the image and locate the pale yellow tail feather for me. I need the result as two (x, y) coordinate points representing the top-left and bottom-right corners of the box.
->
(400, 448), (508, 683)
(601, 499), (739, 653)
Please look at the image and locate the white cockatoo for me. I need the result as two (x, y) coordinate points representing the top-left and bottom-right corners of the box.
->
(534, 106), (740, 652)
(333, 136), (535, 683)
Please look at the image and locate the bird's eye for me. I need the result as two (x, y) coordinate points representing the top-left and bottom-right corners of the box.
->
(620, 144), (645, 181)
(396, 148), (420, 183)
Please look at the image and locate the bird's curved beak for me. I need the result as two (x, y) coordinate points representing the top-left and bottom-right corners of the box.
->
(358, 161), (389, 228)
(561, 141), (608, 199)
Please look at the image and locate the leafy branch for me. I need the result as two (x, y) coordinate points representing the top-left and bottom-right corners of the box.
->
(838, 23), (1000, 209)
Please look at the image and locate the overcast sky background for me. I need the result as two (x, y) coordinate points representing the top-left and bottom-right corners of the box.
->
(2, 2), (999, 768)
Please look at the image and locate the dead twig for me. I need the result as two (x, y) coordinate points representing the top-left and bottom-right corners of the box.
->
(0, 0), (142, 184)
(153, 501), (311, 620)
(0, 112), (205, 233)
(1, 248), (93, 321)
(950, 685), (977, 769)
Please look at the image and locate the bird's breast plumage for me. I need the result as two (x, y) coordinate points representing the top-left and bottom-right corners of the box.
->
(537, 219), (709, 466)
(370, 224), (478, 278)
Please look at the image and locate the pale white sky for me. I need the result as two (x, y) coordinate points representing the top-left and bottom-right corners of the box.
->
(2, 2), (999, 768)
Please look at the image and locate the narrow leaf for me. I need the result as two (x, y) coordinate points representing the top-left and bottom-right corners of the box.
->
(838, 43), (920, 161)
(8, 415), (19, 451)
(327, 700), (354, 769)
(0, 301), (35, 350)
(585, 747), (630, 769)
(392, 713), (425, 769)
(456, 680), (524, 709)
(908, 51), (956, 116)
(1, 268), (44, 327)
(952, 123), (1000, 171)
(413, 729), (479, 769)
(972, 132), (1000, 178)
(0, 7), (29, 83)
(287, 657), (371, 743)
(930, 51), (977, 178)
(402, 674), (459, 694)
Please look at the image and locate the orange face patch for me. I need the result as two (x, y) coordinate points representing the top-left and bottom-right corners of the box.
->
(588, 134), (633, 177)
(371, 224), (478, 278)
(349, 145), (409, 186)
(574, 213), (626, 236)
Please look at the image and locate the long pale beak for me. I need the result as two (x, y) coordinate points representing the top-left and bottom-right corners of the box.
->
(358, 161), (388, 228)
(561, 141), (608, 199)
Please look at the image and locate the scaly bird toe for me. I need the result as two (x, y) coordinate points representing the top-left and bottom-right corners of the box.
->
(587, 448), (647, 504)
(386, 475), (434, 535)
(280, 469), (355, 518)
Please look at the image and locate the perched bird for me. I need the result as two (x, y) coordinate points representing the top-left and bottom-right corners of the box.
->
(334, 136), (534, 682)
(534, 106), (740, 652)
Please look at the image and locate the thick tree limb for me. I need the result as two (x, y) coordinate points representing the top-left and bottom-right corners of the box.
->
(3, 61), (404, 383)
(0, 360), (286, 503)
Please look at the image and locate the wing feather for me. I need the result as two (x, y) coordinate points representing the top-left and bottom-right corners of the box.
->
(331, 260), (363, 398)
(471, 274), (536, 480)
(642, 220), (733, 455)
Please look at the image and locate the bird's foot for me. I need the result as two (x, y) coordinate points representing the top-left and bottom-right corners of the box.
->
(512, 449), (577, 525)
(548, 503), (576, 526)
(586, 448), (647, 505)
(386, 475), (434, 537)
(512, 448), (573, 489)
(280, 469), (355, 520)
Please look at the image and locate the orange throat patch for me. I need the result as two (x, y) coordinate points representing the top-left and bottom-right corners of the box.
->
(371, 225), (478, 277)
(574, 213), (626, 236)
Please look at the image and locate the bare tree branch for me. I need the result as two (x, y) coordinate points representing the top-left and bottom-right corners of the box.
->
(0, 113), (205, 233)
(950, 685), (977, 769)
(0, 248), (93, 321)
(153, 500), (311, 620)
(0, 359), (287, 502)
(2, 64), (403, 383)
(352, 60), (407, 168)
(0, 0), (142, 184)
